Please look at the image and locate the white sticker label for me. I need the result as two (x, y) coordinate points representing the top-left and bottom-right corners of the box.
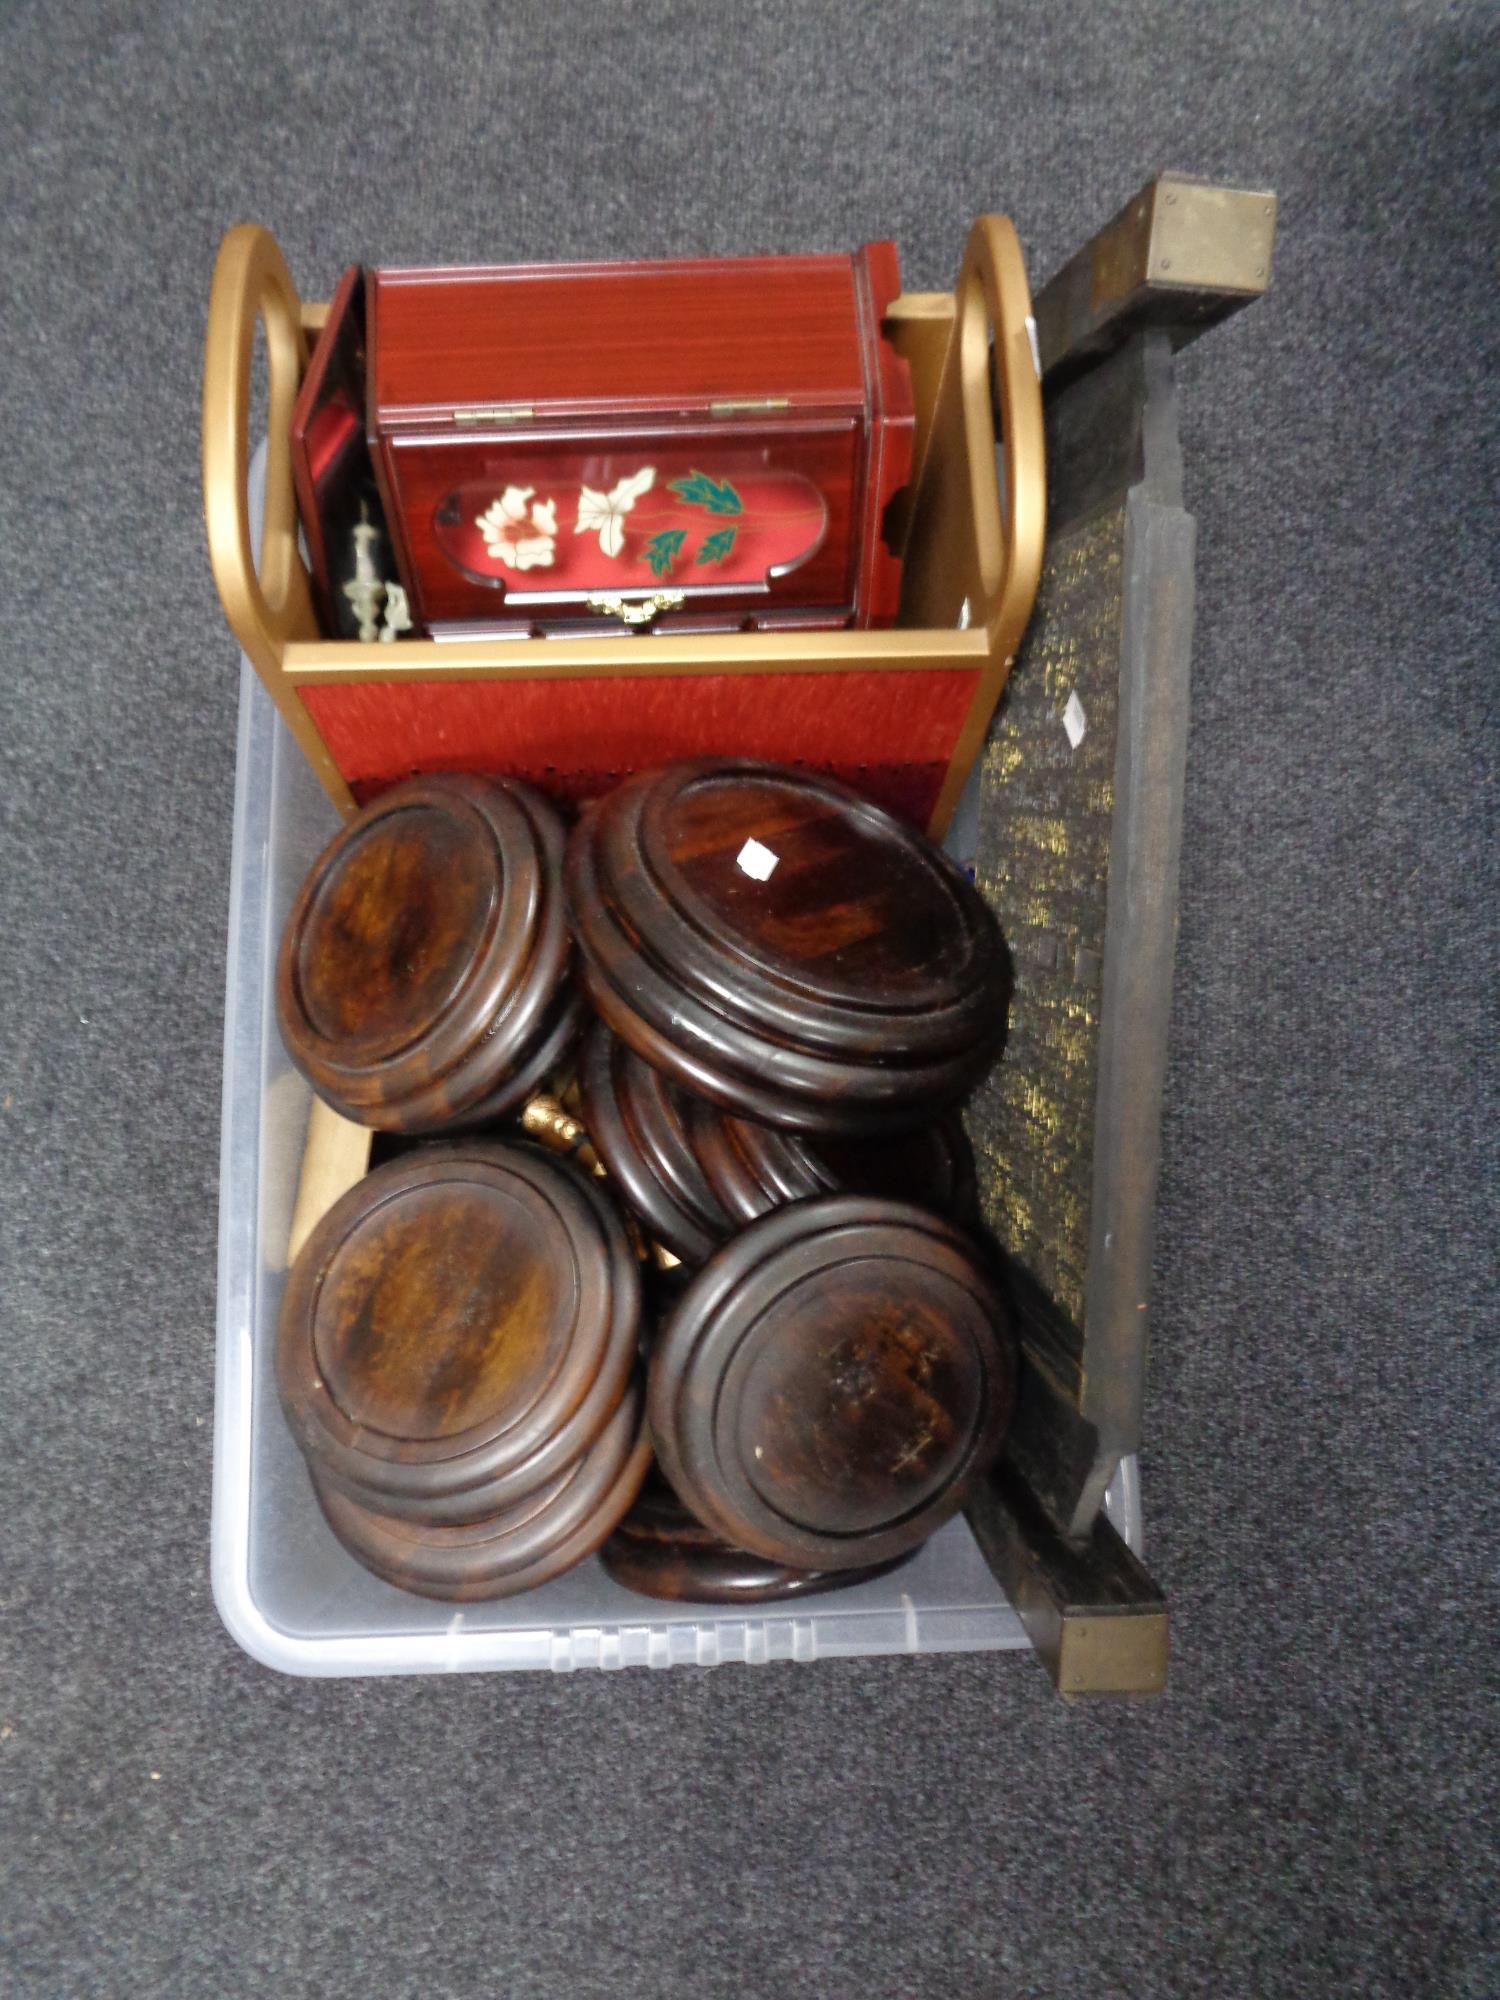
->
(1063, 690), (1087, 749)
(737, 838), (780, 881)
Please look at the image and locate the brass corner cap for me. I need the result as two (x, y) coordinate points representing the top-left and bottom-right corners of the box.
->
(1148, 173), (1278, 295)
(1056, 1604), (1170, 1702)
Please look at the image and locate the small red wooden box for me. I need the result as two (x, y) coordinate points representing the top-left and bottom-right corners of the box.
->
(366, 247), (914, 636)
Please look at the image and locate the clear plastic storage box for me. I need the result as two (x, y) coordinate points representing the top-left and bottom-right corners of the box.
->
(212, 646), (1141, 1677)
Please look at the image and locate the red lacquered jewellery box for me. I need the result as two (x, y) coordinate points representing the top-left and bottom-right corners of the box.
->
(363, 246), (914, 637)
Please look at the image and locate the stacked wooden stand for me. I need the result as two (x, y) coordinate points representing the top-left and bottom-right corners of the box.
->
(273, 760), (1021, 1608)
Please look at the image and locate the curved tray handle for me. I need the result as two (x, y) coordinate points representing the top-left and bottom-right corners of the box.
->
(900, 215), (1046, 665)
(201, 225), (316, 681)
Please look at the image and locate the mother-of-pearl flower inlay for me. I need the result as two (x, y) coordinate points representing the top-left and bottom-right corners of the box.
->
(476, 486), (559, 570)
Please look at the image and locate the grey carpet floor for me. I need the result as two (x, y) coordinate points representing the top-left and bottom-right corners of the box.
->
(1, 3), (1495, 1996)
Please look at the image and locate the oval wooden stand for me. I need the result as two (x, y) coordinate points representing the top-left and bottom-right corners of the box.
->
(602, 1473), (914, 1604)
(649, 1196), (1016, 1570)
(276, 1141), (648, 1597)
(566, 760), (1010, 1133)
(278, 774), (580, 1132)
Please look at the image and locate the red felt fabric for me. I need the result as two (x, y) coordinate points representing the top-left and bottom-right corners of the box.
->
(297, 668), (978, 827)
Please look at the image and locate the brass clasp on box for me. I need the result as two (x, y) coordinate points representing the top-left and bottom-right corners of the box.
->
(586, 589), (686, 628)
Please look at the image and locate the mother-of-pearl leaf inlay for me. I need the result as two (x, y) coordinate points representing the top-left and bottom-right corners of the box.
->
(574, 466), (656, 559)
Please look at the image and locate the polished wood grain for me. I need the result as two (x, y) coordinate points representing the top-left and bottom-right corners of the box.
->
(277, 1143), (639, 1523)
(372, 781), (580, 1130)
(692, 1102), (978, 1229)
(455, 985), (589, 1130)
(282, 776), (536, 1083)
(649, 1196), (1015, 1569)
(310, 1178), (576, 1444)
(371, 255), (868, 419)
(314, 1382), (651, 1602)
(621, 760), (1008, 1054)
(576, 1024), (728, 1265)
(565, 760), (1009, 1131)
(684, 1099), (790, 1227)
(602, 1473), (913, 1604)
(278, 774), (580, 1131)
(714, 1112), (822, 1207)
(617, 1042), (731, 1237)
(570, 813), (992, 1120)
(573, 917), (943, 1135)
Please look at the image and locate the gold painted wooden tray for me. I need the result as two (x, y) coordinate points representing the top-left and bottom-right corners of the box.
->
(202, 217), (1046, 838)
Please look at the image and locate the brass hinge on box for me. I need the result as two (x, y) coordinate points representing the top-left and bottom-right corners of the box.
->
(451, 405), (537, 426)
(709, 396), (791, 417)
